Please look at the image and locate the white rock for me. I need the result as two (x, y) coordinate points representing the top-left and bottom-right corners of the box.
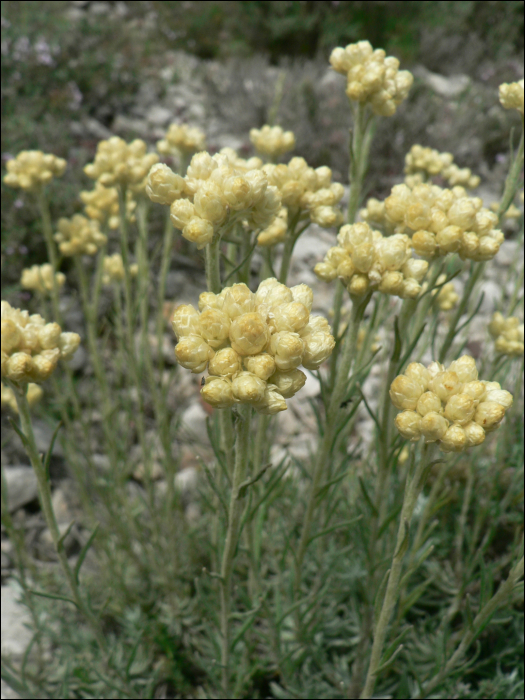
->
(3, 466), (38, 513)
(1, 581), (33, 656)
(181, 403), (209, 442)
(415, 66), (470, 99)
(147, 106), (173, 126)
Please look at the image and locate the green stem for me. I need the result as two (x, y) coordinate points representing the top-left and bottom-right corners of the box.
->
(205, 233), (222, 294)
(347, 103), (372, 225)
(278, 209), (302, 284)
(439, 262), (485, 363)
(35, 188), (61, 325)
(498, 117), (524, 223)
(360, 444), (434, 699)
(294, 293), (371, 601)
(220, 404), (252, 698)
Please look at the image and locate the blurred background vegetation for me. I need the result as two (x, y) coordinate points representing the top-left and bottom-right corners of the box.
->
(2, 0), (524, 285)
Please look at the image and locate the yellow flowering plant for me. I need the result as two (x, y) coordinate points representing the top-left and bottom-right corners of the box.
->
(1, 34), (523, 700)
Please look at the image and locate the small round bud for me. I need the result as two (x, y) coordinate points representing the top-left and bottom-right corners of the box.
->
(428, 371), (461, 401)
(416, 391), (443, 416)
(232, 372), (266, 404)
(243, 353), (276, 380)
(199, 308), (231, 349)
(390, 375), (424, 410)
(270, 332), (305, 371)
(255, 386), (288, 415)
(171, 304), (202, 338)
(223, 284), (255, 319)
(463, 421), (486, 447)
(175, 335), (213, 373)
(209, 347), (242, 377)
(420, 412), (449, 442)
(395, 411), (422, 441)
(440, 425), (467, 452)
(201, 377), (234, 408)
(474, 401), (506, 432)
(404, 362), (430, 393)
(269, 368), (307, 398)
(229, 313), (269, 356)
(482, 389), (513, 409)
(444, 393), (476, 425)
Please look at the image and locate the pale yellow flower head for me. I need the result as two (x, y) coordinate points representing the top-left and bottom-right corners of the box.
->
(54, 215), (107, 256)
(1, 301), (80, 385)
(315, 221), (428, 299)
(391, 355), (513, 452)
(250, 125), (296, 159)
(101, 253), (139, 285)
(262, 158), (344, 230)
(147, 151), (282, 249)
(80, 181), (136, 229)
(2, 382), (43, 412)
(3, 151), (66, 191)
(499, 79), (524, 115)
(364, 182), (505, 261)
(157, 123), (206, 158)
(84, 137), (159, 192)
(403, 145), (480, 190)
(329, 40), (413, 116)
(21, 264), (66, 295)
(488, 312), (524, 356)
(171, 279), (334, 413)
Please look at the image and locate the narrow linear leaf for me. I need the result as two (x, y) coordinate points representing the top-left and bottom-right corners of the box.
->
(43, 421), (63, 482)
(400, 576), (435, 617)
(357, 384), (381, 432)
(223, 239), (258, 284)
(57, 520), (76, 551)
(74, 522), (100, 584)
(378, 503), (403, 538)
(359, 476), (378, 517)
(376, 643), (404, 674)
(307, 516), (362, 545)
(7, 417), (32, 454)
(374, 568), (391, 630)
(237, 462), (272, 499)
(26, 588), (78, 608)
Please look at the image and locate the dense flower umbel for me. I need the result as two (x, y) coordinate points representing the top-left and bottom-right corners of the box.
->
(54, 215), (107, 256)
(172, 279), (335, 414)
(1, 382), (43, 412)
(261, 157), (344, 229)
(499, 79), (524, 115)
(157, 123), (206, 158)
(404, 145), (480, 190)
(21, 264), (66, 295)
(102, 254), (139, 285)
(330, 40), (413, 116)
(146, 152), (281, 249)
(249, 125), (296, 160)
(361, 183), (504, 261)
(314, 222), (428, 298)
(390, 355), (513, 453)
(1, 301), (80, 385)
(3, 151), (66, 191)
(80, 181), (136, 229)
(488, 312), (524, 356)
(84, 137), (159, 192)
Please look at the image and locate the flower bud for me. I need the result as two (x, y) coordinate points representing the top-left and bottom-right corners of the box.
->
(182, 217), (214, 249)
(199, 308), (231, 348)
(255, 386), (288, 414)
(175, 335), (213, 373)
(461, 380), (486, 401)
(198, 291), (224, 311)
(416, 391), (443, 416)
(301, 331), (335, 370)
(269, 368), (307, 398)
(420, 412), (449, 442)
(390, 375), (424, 410)
(474, 401), (506, 432)
(482, 389), (513, 410)
(243, 353), (276, 380)
(444, 393), (476, 424)
(270, 332), (304, 371)
(290, 284), (313, 312)
(170, 199), (196, 230)
(463, 421), (486, 447)
(171, 304), (202, 338)
(232, 371), (266, 404)
(395, 411), (422, 441)
(440, 425), (467, 452)
(428, 371), (461, 401)
(146, 163), (186, 205)
(412, 230), (437, 258)
(436, 225), (462, 253)
(448, 355), (478, 383)
(208, 347), (242, 377)
(270, 302), (310, 333)
(405, 362), (430, 393)
(229, 313), (269, 356)
(223, 284), (255, 319)
(201, 377), (234, 408)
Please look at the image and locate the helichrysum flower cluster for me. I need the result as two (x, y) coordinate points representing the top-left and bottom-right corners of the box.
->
(84, 137), (159, 192)
(435, 276), (459, 311)
(329, 40), (413, 116)
(3, 151), (66, 191)
(146, 152), (281, 249)
(1, 301), (80, 385)
(488, 312), (524, 356)
(390, 355), (513, 452)
(364, 183), (504, 261)
(21, 264), (66, 295)
(80, 181), (136, 229)
(157, 123), (206, 158)
(1, 382), (43, 412)
(172, 279), (335, 414)
(314, 222), (428, 298)
(499, 79), (524, 115)
(249, 125), (296, 160)
(54, 215), (107, 256)
(404, 145), (480, 190)
(262, 157), (344, 229)
(102, 254), (139, 285)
